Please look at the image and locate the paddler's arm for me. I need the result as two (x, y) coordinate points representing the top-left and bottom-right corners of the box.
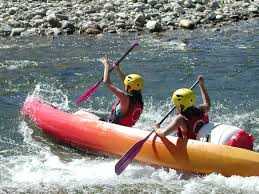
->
(155, 115), (188, 139)
(198, 75), (211, 113)
(100, 56), (129, 113)
(114, 64), (126, 84)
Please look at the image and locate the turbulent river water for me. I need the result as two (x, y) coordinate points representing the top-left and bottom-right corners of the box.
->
(0, 19), (259, 194)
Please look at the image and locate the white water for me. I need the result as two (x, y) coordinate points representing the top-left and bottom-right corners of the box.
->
(1, 24), (259, 193)
(1, 84), (257, 193)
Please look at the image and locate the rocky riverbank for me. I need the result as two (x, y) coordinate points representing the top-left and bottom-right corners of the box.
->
(0, 0), (258, 37)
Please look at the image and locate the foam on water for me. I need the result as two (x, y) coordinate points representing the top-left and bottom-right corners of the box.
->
(182, 174), (259, 194)
(2, 121), (181, 191)
(1, 85), (177, 192)
(0, 60), (38, 71)
(5, 84), (257, 193)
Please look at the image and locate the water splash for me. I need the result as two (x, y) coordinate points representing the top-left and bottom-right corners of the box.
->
(30, 83), (69, 111)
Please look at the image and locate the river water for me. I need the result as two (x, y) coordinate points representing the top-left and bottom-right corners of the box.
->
(0, 19), (259, 193)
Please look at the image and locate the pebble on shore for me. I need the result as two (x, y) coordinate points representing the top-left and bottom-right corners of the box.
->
(0, 0), (258, 37)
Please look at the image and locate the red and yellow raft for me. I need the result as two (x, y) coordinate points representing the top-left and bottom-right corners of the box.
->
(21, 97), (259, 177)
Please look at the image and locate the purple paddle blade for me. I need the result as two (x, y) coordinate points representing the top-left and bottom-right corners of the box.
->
(115, 130), (154, 175)
(75, 81), (101, 105)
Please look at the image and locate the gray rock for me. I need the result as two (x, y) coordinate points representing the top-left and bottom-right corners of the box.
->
(79, 21), (102, 34)
(99, 21), (108, 30)
(242, 3), (250, 8)
(116, 12), (128, 19)
(208, 12), (216, 20)
(53, 28), (62, 36)
(154, 3), (163, 9)
(46, 10), (55, 17)
(24, 12), (36, 20)
(115, 22), (126, 29)
(9, 7), (18, 15)
(196, 4), (206, 12)
(31, 19), (45, 28)
(75, 10), (84, 17)
(34, 9), (47, 17)
(192, 0), (203, 4)
(7, 20), (21, 28)
(138, 0), (148, 3)
(33, 15), (43, 20)
(106, 26), (117, 33)
(20, 28), (38, 37)
(10, 27), (25, 36)
(184, 0), (194, 8)
(179, 19), (195, 29)
(209, 0), (220, 10)
(47, 14), (61, 28)
(105, 12), (116, 21)
(163, 5), (173, 12)
(147, 0), (158, 7)
(85, 27), (102, 34)
(146, 20), (162, 32)
(0, 23), (12, 37)
(61, 20), (75, 34)
(104, 3), (115, 11)
(200, 0), (209, 5)
(162, 15), (175, 25)
(0, 0), (257, 37)
(172, 3), (185, 14)
(56, 14), (69, 21)
(216, 14), (224, 20)
(80, 21), (99, 30)
(248, 5), (258, 13)
(134, 14), (146, 27)
(132, 3), (146, 11)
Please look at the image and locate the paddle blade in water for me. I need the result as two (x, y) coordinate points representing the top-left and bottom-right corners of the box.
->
(75, 81), (100, 105)
(115, 140), (145, 175)
(115, 130), (154, 175)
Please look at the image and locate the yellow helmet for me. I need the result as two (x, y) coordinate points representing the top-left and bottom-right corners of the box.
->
(124, 74), (144, 92)
(172, 88), (196, 111)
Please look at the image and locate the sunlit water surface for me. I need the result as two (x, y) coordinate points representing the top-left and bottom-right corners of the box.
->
(0, 19), (259, 193)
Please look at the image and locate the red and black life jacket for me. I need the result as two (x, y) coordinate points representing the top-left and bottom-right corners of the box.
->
(177, 106), (209, 139)
(108, 96), (143, 127)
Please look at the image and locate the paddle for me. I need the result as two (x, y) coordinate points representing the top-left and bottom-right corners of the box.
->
(115, 79), (200, 175)
(75, 41), (139, 105)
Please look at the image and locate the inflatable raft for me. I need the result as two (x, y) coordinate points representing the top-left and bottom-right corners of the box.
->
(21, 97), (259, 177)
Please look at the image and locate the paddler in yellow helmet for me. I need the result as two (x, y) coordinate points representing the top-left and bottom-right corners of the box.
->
(155, 75), (210, 140)
(100, 55), (144, 127)
(74, 55), (144, 127)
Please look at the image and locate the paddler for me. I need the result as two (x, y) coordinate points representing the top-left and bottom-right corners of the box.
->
(101, 55), (144, 127)
(75, 55), (144, 127)
(155, 75), (210, 140)
(155, 75), (254, 150)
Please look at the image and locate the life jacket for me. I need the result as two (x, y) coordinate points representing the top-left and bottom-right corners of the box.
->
(108, 95), (143, 127)
(177, 106), (209, 139)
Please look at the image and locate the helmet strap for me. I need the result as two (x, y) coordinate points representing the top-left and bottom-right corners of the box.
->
(180, 104), (185, 112)
(125, 85), (131, 93)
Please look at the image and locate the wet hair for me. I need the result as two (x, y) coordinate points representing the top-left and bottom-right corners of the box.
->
(181, 106), (203, 119)
(129, 90), (143, 109)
